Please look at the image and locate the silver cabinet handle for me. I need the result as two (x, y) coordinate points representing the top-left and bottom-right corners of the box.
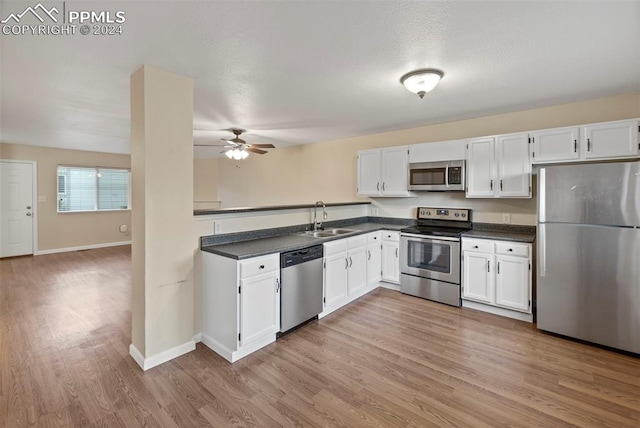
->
(26, 212), (32, 216)
(382, 182), (386, 191)
(490, 179), (493, 191)
(349, 256), (353, 268)
(487, 260), (490, 273)
(275, 278), (280, 292)
(345, 258), (348, 269)
(500, 179), (503, 191)
(376, 182), (380, 191)
(497, 262), (500, 274)
(574, 139), (578, 152)
(395, 248), (398, 258)
(367, 250), (371, 261)
(587, 138), (592, 151)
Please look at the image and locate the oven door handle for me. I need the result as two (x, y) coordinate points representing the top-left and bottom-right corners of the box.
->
(400, 233), (461, 243)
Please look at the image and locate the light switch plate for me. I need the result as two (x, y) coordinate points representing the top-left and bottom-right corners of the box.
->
(38, 195), (47, 202)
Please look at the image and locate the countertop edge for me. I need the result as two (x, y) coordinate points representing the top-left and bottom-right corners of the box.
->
(194, 201), (371, 216)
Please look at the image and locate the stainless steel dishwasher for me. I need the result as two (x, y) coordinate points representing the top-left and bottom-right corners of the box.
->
(279, 245), (324, 335)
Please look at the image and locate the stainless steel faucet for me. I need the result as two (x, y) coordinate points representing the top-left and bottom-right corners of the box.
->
(313, 201), (327, 231)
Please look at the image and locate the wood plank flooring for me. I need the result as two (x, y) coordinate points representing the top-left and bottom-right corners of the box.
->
(1, 245), (639, 427)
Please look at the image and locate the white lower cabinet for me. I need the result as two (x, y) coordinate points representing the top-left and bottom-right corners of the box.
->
(321, 235), (370, 317)
(461, 237), (532, 322)
(381, 231), (400, 284)
(201, 252), (280, 362)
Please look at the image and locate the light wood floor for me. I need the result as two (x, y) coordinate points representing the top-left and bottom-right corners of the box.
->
(1, 246), (639, 427)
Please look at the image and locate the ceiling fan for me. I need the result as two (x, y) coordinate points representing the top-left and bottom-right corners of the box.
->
(194, 129), (275, 159)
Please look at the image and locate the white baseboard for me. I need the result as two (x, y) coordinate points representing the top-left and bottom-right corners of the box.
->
(129, 340), (196, 371)
(379, 281), (401, 291)
(36, 240), (131, 255)
(192, 333), (202, 343)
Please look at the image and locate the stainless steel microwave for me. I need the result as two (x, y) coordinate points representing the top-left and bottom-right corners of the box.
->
(408, 160), (465, 191)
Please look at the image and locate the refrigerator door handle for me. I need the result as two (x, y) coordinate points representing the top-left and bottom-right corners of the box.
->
(539, 223), (546, 278)
(538, 168), (546, 222)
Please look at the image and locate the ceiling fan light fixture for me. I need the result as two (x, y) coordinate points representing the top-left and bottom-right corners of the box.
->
(225, 149), (234, 159)
(400, 68), (444, 99)
(226, 148), (250, 160)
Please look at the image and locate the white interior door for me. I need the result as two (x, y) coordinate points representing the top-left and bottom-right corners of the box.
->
(1, 161), (34, 257)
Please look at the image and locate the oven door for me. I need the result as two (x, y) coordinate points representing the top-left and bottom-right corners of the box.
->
(400, 233), (461, 283)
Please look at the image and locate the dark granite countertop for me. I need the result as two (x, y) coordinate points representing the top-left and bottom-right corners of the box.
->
(194, 201), (370, 216)
(201, 222), (407, 260)
(462, 223), (536, 243)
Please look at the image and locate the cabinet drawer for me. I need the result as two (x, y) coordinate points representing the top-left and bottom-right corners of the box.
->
(367, 231), (381, 244)
(348, 235), (367, 249)
(495, 242), (529, 257)
(462, 239), (493, 253)
(382, 231), (400, 242)
(324, 239), (348, 256)
(240, 254), (280, 279)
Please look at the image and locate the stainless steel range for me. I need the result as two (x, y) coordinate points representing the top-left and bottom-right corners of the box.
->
(400, 207), (472, 307)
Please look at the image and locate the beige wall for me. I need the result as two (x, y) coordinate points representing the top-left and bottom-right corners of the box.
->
(216, 92), (640, 224)
(193, 158), (219, 209)
(0, 143), (131, 251)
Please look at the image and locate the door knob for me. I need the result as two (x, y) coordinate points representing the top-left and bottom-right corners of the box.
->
(26, 212), (32, 216)
(26, 206), (32, 209)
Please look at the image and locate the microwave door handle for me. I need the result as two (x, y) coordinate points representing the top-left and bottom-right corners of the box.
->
(445, 163), (449, 188)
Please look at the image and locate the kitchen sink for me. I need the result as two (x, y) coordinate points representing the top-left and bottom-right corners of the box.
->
(294, 228), (357, 238)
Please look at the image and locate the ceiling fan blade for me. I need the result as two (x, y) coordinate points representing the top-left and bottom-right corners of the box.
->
(194, 144), (228, 147)
(246, 147), (267, 155)
(249, 144), (276, 149)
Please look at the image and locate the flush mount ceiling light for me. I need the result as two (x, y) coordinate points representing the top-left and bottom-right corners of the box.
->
(400, 68), (444, 99)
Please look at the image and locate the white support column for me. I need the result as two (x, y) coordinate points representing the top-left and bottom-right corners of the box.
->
(130, 65), (195, 370)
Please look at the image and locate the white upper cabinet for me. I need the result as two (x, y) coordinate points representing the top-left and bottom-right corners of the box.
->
(466, 133), (531, 198)
(583, 119), (639, 160)
(357, 146), (412, 197)
(531, 126), (580, 163)
(466, 137), (496, 197)
(531, 120), (639, 163)
(356, 150), (382, 196)
(496, 133), (531, 197)
(409, 139), (466, 163)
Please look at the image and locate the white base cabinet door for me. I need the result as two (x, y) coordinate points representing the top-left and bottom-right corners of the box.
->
(381, 231), (400, 284)
(323, 242), (349, 312)
(366, 233), (382, 286)
(201, 252), (281, 363)
(495, 255), (530, 312)
(240, 271), (280, 346)
(347, 244), (367, 297)
(462, 252), (494, 304)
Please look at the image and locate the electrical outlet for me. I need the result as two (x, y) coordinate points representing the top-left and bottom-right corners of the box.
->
(214, 222), (222, 234)
(502, 213), (511, 224)
(371, 207), (379, 216)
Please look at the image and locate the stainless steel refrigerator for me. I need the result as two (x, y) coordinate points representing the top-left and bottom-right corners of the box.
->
(537, 160), (640, 354)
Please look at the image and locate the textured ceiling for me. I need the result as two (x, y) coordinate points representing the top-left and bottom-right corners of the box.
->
(1, 1), (639, 157)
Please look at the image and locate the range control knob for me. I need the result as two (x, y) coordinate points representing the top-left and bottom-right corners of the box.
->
(454, 213), (460, 217)
(461, 213), (466, 218)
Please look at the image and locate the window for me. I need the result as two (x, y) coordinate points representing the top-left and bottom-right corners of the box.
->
(57, 166), (130, 212)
